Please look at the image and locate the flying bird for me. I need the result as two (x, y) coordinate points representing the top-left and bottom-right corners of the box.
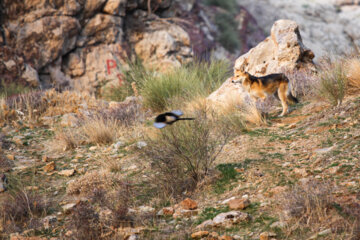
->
(153, 110), (195, 129)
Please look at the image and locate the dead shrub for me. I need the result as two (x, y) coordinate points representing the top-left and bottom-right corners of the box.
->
(49, 127), (80, 152)
(280, 179), (335, 236)
(345, 57), (360, 94)
(68, 201), (102, 240)
(67, 170), (122, 196)
(99, 96), (145, 127)
(0, 154), (13, 171)
(0, 189), (49, 234)
(143, 104), (231, 198)
(80, 116), (119, 145)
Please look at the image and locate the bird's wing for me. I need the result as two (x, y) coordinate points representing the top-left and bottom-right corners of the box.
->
(153, 122), (167, 129)
(171, 110), (183, 116)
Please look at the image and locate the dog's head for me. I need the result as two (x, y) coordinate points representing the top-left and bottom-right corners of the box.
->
(231, 68), (249, 84)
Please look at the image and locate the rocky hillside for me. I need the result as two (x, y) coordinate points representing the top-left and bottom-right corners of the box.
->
(1, 1), (360, 240)
(0, 0), (266, 95)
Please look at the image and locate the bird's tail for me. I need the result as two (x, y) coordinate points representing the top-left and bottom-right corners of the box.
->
(178, 118), (195, 121)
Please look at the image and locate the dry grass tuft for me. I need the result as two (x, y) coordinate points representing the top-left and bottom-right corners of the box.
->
(280, 179), (335, 237)
(0, 189), (49, 234)
(81, 117), (119, 145)
(49, 127), (81, 152)
(67, 201), (102, 240)
(345, 57), (360, 94)
(317, 58), (347, 106)
(67, 170), (122, 196)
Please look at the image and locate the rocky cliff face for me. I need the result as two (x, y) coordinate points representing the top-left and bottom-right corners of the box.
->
(0, 0), (265, 95)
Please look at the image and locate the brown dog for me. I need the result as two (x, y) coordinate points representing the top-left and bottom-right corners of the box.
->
(232, 68), (298, 116)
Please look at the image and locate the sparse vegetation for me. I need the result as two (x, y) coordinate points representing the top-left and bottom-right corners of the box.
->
(0, 187), (49, 234)
(214, 13), (241, 52)
(143, 105), (231, 198)
(80, 116), (119, 145)
(345, 57), (360, 94)
(205, 0), (237, 12)
(141, 59), (231, 111)
(0, 80), (30, 98)
(317, 58), (347, 106)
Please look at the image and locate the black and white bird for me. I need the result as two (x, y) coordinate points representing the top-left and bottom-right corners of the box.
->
(153, 110), (195, 129)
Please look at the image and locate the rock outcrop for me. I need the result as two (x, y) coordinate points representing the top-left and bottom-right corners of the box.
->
(234, 19), (315, 75)
(208, 19), (315, 106)
(0, 0), (266, 94)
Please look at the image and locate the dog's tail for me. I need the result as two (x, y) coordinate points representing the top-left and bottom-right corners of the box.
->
(287, 92), (298, 104)
(284, 77), (298, 104)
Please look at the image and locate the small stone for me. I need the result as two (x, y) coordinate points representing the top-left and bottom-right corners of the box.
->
(62, 203), (76, 213)
(314, 146), (333, 154)
(6, 154), (15, 161)
(294, 168), (308, 177)
(13, 136), (23, 145)
(270, 221), (286, 229)
(191, 231), (209, 239)
(195, 219), (214, 229)
(221, 196), (236, 204)
(138, 206), (155, 214)
(180, 198), (198, 210)
(228, 198), (250, 210)
(213, 211), (251, 227)
(43, 161), (56, 172)
(219, 236), (233, 240)
(259, 232), (276, 240)
(42, 156), (48, 162)
(43, 215), (57, 229)
(136, 141), (147, 149)
(173, 209), (198, 218)
(58, 169), (75, 177)
(162, 207), (174, 216)
(113, 141), (125, 149)
(25, 186), (39, 191)
(89, 146), (97, 151)
(318, 228), (331, 236)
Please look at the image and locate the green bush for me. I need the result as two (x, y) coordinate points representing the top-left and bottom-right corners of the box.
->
(141, 59), (231, 111)
(102, 58), (152, 102)
(215, 13), (240, 52)
(0, 80), (30, 98)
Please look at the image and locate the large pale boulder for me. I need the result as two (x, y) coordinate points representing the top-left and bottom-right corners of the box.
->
(16, 16), (80, 70)
(208, 20), (315, 106)
(234, 19), (315, 75)
(127, 11), (193, 71)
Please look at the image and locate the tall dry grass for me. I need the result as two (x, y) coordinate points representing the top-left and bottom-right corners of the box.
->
(345, 57), (360, 94)
(80, 116), (119, 145)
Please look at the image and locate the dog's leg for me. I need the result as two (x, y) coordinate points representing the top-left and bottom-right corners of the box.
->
(278, 85), (288, 116)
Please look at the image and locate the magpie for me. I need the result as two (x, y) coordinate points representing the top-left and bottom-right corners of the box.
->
(153, 110), (195, 129)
